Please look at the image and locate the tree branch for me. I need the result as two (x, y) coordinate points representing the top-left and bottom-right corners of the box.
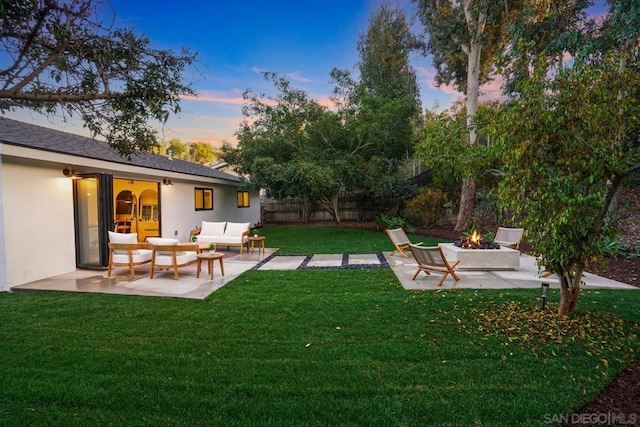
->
(0, 90), (159, 102)
(0, 3), (53, 84)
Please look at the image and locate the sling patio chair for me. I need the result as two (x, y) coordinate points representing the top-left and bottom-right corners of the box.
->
(409, 244), (460, 287)
(385, 228), (422, 258)
(494, 227), (525, 250)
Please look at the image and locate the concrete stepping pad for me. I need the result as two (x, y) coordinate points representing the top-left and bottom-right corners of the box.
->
(257, 255), (307, 270)
(348, 253), (381, 265)
(306, 254), (343, 267)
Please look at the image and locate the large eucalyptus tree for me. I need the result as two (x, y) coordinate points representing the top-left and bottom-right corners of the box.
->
(414, 0), (510, 231)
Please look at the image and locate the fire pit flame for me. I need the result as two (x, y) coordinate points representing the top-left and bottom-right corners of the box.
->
(454, 230), (501, 249)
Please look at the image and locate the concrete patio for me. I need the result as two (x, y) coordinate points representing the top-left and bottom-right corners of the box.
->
(11, 249), (278, 299)
(10, 249), (636, 299)
(385, 251), (637, 291)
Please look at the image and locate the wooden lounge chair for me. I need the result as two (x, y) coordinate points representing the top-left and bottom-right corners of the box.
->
(107, 242), (152, 278)
(107, 231), (152, 278)
(385, 228), (422, 258)
(147, 238), (198, 280)
(409, 244), (460, 287)
(494, 227), (524, 249)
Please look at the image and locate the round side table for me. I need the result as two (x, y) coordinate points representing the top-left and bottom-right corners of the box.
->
(196, 252), (225, 280)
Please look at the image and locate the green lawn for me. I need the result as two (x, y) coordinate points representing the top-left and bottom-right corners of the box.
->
(1, 225), (638, 425)
(260, 224), (442, 254)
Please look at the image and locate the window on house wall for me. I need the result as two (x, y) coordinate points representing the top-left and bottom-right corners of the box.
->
(195, 187), (213, 211)
(237, 191), (250, 208)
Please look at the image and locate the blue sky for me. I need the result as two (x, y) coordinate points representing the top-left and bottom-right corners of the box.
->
(6, 0), (607, 148)
(6, 0), (457, 147)
(113, 0), (458, 146)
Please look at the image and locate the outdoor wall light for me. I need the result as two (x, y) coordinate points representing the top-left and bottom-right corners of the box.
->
(540, 282), (550, 310)
(162, 178), (173, 185)
(62, 165), (77, 178)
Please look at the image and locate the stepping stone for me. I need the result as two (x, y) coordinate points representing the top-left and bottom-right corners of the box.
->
(306, 254), (343, 267)
(348, 253), (381, 265)
(258, 256), (307, 270)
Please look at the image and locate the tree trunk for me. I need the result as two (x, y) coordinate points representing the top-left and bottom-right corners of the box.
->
(454, 4), (483, 233)
(454, 179), (476, 232)
(466, 39), (481, 147)
(462, 0), (483, 147)
(322, 194), (343, 231)
(557, 265), (584, 316)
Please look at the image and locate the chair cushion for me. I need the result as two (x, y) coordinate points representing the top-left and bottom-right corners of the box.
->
(147, 237), (181, 256)
(147, 237), (179, 246)
(201, 221), (226, 236)
(112, 249), (153, 264)
(224, 222), (250, 236)
(108, 231), (139, 254)
(153, 251), (198, 267)
(109, 231), (138, 243)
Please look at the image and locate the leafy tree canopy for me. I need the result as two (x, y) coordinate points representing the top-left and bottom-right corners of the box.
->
(0, 0), (197, 156)
(489, 53), (640, 316)
(498, 0), (591, 95)
(416, 102), (501, 185)
(414, 0), (508, 93)
(223, 5), (423, 228)
(221, 72), (413, 229)
(355, 3), (423, 164)
(167, 139), (187, 158)
(188, 142), (216, 165)
(221, 73), (352, 227)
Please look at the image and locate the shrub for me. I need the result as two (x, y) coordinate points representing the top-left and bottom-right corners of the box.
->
(374, 213), (414, 232)
(404, 188), (448, 227)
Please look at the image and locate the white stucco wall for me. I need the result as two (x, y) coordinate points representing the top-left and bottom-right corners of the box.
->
(0, 143), (259, 290)
(2, 162), (76, 289)
(160, 182), (260, 241)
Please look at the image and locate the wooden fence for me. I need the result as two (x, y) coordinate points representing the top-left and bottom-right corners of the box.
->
(260, 195), (401, 224)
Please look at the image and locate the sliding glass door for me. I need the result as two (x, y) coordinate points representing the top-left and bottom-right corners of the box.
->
(73, 173), (113, 268)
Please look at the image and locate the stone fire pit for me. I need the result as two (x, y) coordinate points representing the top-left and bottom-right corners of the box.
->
(440, 231), (520, 270)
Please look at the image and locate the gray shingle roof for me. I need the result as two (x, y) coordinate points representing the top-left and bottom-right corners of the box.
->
(0, 117), (240, 182)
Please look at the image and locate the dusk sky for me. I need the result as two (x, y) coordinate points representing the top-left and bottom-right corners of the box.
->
(7, 0), (459, 147)
(6, 0), (606, 148)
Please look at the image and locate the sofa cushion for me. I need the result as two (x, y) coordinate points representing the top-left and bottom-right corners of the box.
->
(201, 221), (226, 236)
(209, 235), (243, 244)
(224, 222), (250, 236)
(112, 249), (153, 264)
(195, 235), (216, 243)
(108, 231), (139, 254)
(153, 251), (198, 267)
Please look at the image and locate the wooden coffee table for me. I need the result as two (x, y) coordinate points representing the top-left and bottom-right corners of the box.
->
(196, 252), (225, 280)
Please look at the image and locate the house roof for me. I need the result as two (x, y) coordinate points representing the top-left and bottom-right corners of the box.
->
(0, 117), (240, 182)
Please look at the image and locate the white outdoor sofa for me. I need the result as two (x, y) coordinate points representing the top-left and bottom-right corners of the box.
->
(191, 221), (251, 253)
